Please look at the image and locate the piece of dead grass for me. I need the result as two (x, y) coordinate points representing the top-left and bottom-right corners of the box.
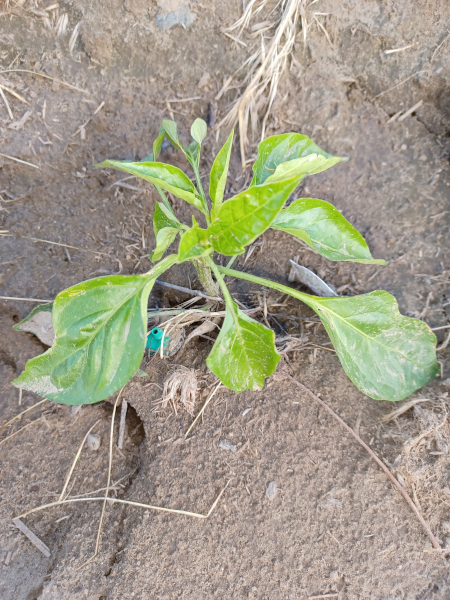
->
(159, 366), (198, 416)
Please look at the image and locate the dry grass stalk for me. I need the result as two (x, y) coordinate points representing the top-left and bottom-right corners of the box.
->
(58, 419), (101, 502)
(219, 0), (302, 168)
(382, 398), (431, 423)
(16, 484), (230, 521)
(1, 398), (47, 429)
(217, 0), (312, 169)
(0, 86), (13, 120)
(161, 366), (198, 416)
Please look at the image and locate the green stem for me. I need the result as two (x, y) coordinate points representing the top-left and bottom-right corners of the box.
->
(217, 265), (318, 311)
(192, 257), (221, 298)
(144, 254), (179, 278)
(205, 256), (233, 305)
(192, 163), (211, 226)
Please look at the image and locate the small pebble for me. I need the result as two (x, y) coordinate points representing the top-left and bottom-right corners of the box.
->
(266, 481), (277, 501)
(218, 439), (237, 453)
(87, 433), (101, 450)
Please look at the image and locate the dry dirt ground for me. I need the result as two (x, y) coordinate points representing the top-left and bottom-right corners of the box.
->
(1, 1), (450, 599)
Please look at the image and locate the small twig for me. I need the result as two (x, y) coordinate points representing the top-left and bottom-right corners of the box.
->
(0, 296), (52, 302)
(0, 69), (90, 94)
(16, 483), (230, 521)
(185, 380), (222, 438)
(83, 388), (123, 566)
(25, 236), (108, 256)
(0, 152), (39, 169)
(0, 417), (43, 446)
(165, 96), (201, 103)
(285, 374), (442, 551)
(373, 70), (428, 99)
(397, 99), (423, 122)
(437, 329), (450, 352)
(117, 399), (128, 450)
(0, 82), (30, 105)
(431, 30), (450, 62)
(58, 420), (101, 502)
(155, 279), (222, 302)
(1, 398), (47, 429)
(13, 518), (51, 557)
(0, 86), (13, 119)
(385, 43), (416, 54)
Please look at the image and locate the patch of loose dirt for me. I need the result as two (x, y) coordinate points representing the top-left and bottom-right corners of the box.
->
(1, 1), (450, 599)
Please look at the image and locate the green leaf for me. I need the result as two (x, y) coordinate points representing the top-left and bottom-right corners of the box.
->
(218, 266), (439, 402)
(150, 227), (180, 262)
(251, 133), (346, 186)
(209, 130), (234, 219)
(178, 217), (212, 262)
(96, 159), (204, 213)
(191, 118), (207, 145)
(308, 292), (439, 401)
(272, 198), (387, 264)
(206, 298), (280, 392)
(208, 176), (300, 256)
(153, 128), (166, 161)
(183, 140), (201, 170)
(153, 202), (179, 237)
(264, 154), (345, 185)
(161, 119), (182, 150)
(12, 255), (178, 405)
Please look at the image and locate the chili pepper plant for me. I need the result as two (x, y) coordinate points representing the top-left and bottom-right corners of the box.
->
(13, 118), (439, 404)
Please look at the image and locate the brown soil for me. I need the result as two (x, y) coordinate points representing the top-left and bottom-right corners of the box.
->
(1, 1), (450, 599)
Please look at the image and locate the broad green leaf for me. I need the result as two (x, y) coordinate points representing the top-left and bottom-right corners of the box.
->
(208, 176), (300, 256)
(96, 160), (204, 213)
(264, 154), (344, 185)
(178, 218), (212, 262)
(150, 226), (180, 261)
(206, 298), (280, 392)
(251, 133), (346, 186)
(306, 292), (439, 401)
(209, 130), (234, 219)
(12, 255), (178, 405)
(272, 198), (387, 264)
(153, 202), (179, 237)
(218, 266), (439, 402)
(191, 118), (207, 145)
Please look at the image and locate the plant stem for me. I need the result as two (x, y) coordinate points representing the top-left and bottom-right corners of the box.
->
(192, 163), (210, 224)
(218, 265), (316, 309)
(192, 257), (221, 298)
(205, 256), (233, 305)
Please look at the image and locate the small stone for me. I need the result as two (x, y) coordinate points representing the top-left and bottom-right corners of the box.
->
(218, 439), (237, 453)
(266, 481), (277, 501)
(400, 144), (407, 151)
(87, 433), (101, 450)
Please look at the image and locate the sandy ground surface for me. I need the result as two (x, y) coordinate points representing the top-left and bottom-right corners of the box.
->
(1, 1), (450, 598)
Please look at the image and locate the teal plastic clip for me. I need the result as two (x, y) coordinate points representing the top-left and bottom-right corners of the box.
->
(146, 327), (170, 353)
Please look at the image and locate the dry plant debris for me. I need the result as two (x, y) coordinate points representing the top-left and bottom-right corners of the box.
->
(161, 366), (198, 415)
(219, 0), (335, 167)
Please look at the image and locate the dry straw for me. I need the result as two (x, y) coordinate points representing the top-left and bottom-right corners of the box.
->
(218, 0), (305, 168)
